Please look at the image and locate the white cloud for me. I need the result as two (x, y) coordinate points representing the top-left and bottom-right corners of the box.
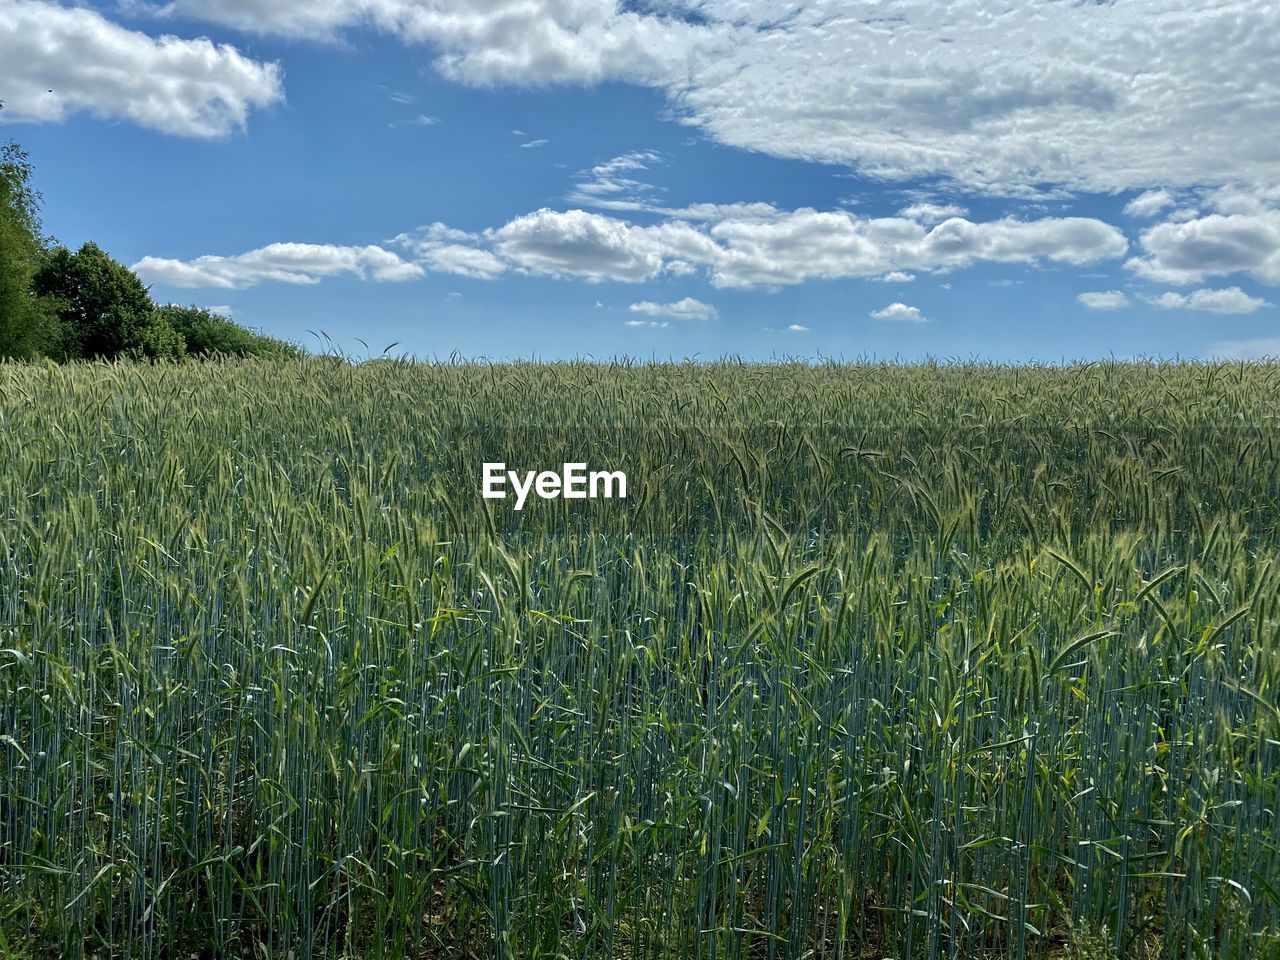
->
(152, 0), (711, 94)
(900, 203), (968, 225)
(1126, 211), (1280, 285)
(492, 208), (669, 282)
(0, 0), (282, 137)
(483, 206), (1127, 288)
(1148, 287), (1270, 315)
(519, 138), (549, 149)
(656, 202), (782, 223)
(624, 319), (668, 328)
(132, 242), (424, 288)
(628, 297), (717, 320)
(1123, 190), (1176, 219)
(679, 1), (1280, 195)
(703, 210), (1127, 288)
(205, 305), (234, 317)
(418, 244), (508, 279)
(148, 1), (1280, 196)
(398, 223), (477, 245)
(787, 324), (809, 332)
(876, 271), (916, 283)
(568, 150), (662, 209)
(390, 224), (509, 279)
(151, 0), (368, 39)
(1203, 186), (1280, 216)
(1077, 290), (1130, 311)
(1210, 338), (1280, 361)
(871, 303), (926, 324)
(140, 204), (1130, 293)
(575, 151), (660, 194)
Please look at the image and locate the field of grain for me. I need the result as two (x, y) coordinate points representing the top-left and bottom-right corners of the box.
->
(1, 358), (1278, 960)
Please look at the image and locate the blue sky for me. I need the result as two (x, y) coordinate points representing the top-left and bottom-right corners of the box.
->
(4, 0), (1279, 361)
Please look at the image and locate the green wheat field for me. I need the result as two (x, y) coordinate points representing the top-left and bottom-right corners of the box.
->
(2, 358), (1279, 960)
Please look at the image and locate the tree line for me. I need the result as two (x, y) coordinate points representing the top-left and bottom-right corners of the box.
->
(1, 132), (301, 362)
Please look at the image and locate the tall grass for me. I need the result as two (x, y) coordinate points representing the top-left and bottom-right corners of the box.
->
(1, 357), (1278, 959)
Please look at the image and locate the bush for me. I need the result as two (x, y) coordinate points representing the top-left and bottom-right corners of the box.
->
(141, 310), (190, 361)
(158, 304), (302, 359)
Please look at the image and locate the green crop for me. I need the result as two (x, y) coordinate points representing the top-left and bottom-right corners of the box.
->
(1, 357), (1278, 960)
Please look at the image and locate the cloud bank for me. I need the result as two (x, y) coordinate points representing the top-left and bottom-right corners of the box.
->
(141, 204), (1130, 291)
(139, 0), (1280, 195)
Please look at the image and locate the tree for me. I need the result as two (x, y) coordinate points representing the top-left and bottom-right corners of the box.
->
(0, 140), (59, 358)
(158, 304), (302, 359)
(34, 242), (185, 361)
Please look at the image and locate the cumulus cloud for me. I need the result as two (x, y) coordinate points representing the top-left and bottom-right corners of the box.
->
(704, 211), (1127, 288)
(1077, 290), (1130, 311)
(1126, 211), (1280, 285)
(151, 0), (1278, 195)
(1203, 186), (1280, 216)
(628, 297), (717, 320)
(153, 0), (714, 90)
(871, 303), (926, 324)
(492, 208), (670, 282)
(900, 203), (968, 225)
(132, 243), (424, 288)
(391, 224), (508, 279)
(0, 0), (281, 137)
(150, 0), (369, 39)
(877, 271), (916, 283)
(1123, 190), (1176, 219)
(418, 244), (508, 278)
(489, 207), (1127, 287)
(1148, 287), (1270, 315)
(145, 204), (1130, 292)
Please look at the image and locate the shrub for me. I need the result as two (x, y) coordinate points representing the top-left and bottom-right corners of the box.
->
(158, 304), (302, 359)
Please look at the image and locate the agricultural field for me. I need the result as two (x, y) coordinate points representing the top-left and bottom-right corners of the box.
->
(1, 358), (1279, 960)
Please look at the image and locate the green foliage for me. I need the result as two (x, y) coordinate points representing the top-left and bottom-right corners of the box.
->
(0, 139), (42, 239)
(0, 141), (59, 358)
(158, 303), (301, 358)
(139, 307), (189, 361)
(33, 242), (184, 360)
(0, 359), (1278, 959)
